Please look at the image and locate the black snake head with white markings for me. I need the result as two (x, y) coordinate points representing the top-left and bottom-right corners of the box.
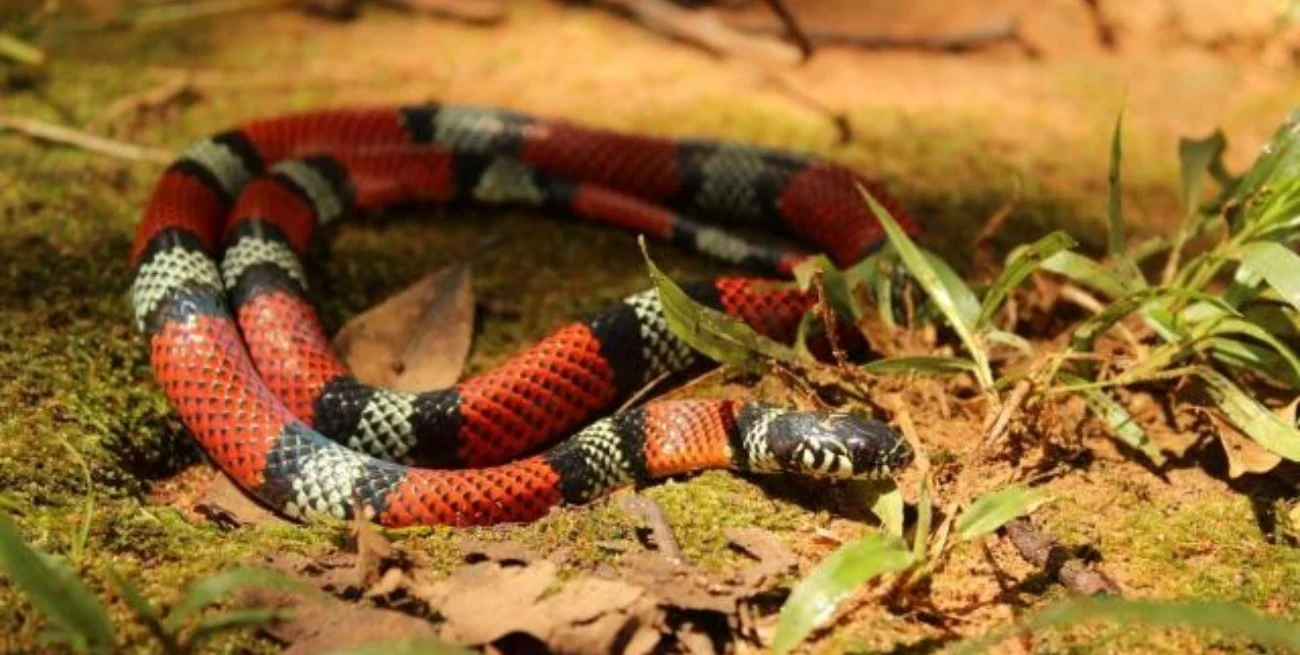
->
(763, 411), (913, 480)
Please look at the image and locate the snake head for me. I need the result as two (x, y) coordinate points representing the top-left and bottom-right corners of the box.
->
(759, 410), (912, 480)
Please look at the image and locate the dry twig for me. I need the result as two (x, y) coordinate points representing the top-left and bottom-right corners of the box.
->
(1003, 517), (1120, 596)
(593, 0), (802, 64)
(0, 114), (174, 163)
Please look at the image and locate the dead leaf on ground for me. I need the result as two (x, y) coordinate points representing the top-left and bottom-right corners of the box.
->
(458, 538), (537, 565)
(725, 527), (797, 587)
(332, 257), (475, 392)
(194, 472), (291, 529)
(1209, 411), (1283, 478)
(244, 586), (440, 654)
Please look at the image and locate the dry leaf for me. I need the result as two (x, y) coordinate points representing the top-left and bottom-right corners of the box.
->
(243, 587), (439, 654)
(332, 259), (475, 392)
(194, 474), (290, 529)
(1210, 411), (1283, 478)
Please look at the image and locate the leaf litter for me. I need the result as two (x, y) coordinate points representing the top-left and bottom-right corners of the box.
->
(228, 504), (819, 655)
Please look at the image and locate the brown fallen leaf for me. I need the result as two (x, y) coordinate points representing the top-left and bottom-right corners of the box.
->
(194, 473), (290, 529)
(244, 587), (440, 654)
(725, 527), (797, 587)
(1210, 411), (1283, 478)
(332, 258), (475, 392)
(458, 538), (537, 566)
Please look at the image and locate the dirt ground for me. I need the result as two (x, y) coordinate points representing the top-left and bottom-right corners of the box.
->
(2, 0), (1300, 653)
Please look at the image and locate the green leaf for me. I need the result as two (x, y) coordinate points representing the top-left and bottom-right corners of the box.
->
(978, 231), (1077, 328)
(772, 534), (915, 655)
(1061, 374), (1166, 466)
(1197, 368), (1300, 461)
(166, 568), (322, 633)
(1179, 130), (1228, 213)
(186, 607), (284, 651)
(913, 476), (933, 561)
(323, 638), (479, 655)
(1229, 109), (1300, 232)
(0, 32), (46, 66)
(1039, 251), (1144, 299)
(864, 482), (904, 539)
(0, 513), (113, 654)
(860, 356), (978, 376)
(793, 255), (860, 321)
(951, 597), (1300, 655)
(857, 184), (993, 390)
(955, 486), (1052, 540)
(1209, 337), (1300, 387)
(923, 252), (981, 328)
(1239, 241), (1300, 315)
(1199, 316), (1300, 383)
(1107, 109), (1125, 256)
(639, 238), (798, 372)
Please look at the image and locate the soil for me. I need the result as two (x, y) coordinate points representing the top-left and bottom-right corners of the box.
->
(1, 0), (1299, 653)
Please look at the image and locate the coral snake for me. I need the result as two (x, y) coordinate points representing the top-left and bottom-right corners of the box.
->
(130, 105), (917, 527)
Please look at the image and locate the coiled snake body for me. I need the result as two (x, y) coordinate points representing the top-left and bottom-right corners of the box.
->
(130, 105), (917, 527)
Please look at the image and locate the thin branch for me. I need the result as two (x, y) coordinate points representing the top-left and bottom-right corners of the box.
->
(735, 16), (1038, 57)
(0, 114), (174, 163)
(593, 0), (802, 65)
(757, 0), (814, 61)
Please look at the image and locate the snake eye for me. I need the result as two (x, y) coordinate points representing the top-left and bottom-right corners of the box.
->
(764, 411), (912, 480)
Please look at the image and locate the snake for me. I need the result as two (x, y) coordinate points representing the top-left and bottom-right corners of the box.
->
(130, 104), (918, 527)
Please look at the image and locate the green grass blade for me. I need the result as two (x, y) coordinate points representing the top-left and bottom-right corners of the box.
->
(922, 252), (981, 327)
(166, 568), (322, 633)
(955, 486), (1051, 541)
(1060, 373), (1166, 466)
(107, 569), (175, 652)
(639, 238), (798, 372)
(772, 534), (915, 655)
(1039, 251), (1144, 299)
(1209, 337), (1300, 387)
(860, 356), (978, 376)
(186, 607), (284, 651)
(0, 32), (46, 66)
(1199, 316), (1300, 382)
(0, 513), (114, 654)
(1198, 368), (1300, 460)
(1179, 130), (1228, 213)
(1107, 109), (1125, 256)
(978, 231), (1077, 328)
(950, 598), (1300, 655)
(856, 184), (993, 390)
(1239, 241), (1300, 314)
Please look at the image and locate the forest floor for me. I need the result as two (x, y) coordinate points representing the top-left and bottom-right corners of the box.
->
(2, 0), (1300, 653)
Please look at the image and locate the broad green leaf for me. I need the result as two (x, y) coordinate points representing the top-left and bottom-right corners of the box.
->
(1179, 130), (1228, 213)
(979, 231), (1076, 328)
(1229, 109), (1300, 232)
(772, 534), (915, 655)
(0, 513), (113, 654)
(1107, 109), (1125, 256)
(793, 255), (859, 321)
(1061, 373), (1166, 466)
(865, 482), (904, 539)
(166, 568), (322, 633)
(639, 238), (799, 372)
(955, 486), (1051, 540)
(1239, 241), (1300, 314)
(324, 639), (478, 655)
(951, 597), (1300, 655)
(860, 356), (978, 376)
(857, 184), (993, 390)
(1198, 368), (1300, 461)
(1039, 251), (1144, 299)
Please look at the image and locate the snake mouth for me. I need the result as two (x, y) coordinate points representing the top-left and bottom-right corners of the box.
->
(766, 411), (913, 480)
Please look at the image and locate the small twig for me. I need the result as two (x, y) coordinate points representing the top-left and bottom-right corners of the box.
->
(973, 177), (1023, 279)
(0, 114), (174, 163)
(735, 16), (1037, 57)
(811, 270), (850, 370)
(1003, 517), (1120, 596)
(594, 0), (802, 64)
(978, 377), (1032, 454)
(618, 494), (689, 567)
(372, 0), (506, 24)
(1080, 0), (1118, 50)
(757, 0), (814, 61)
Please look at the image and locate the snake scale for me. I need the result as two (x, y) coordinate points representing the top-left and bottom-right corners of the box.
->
(130, 104), (917, 527)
